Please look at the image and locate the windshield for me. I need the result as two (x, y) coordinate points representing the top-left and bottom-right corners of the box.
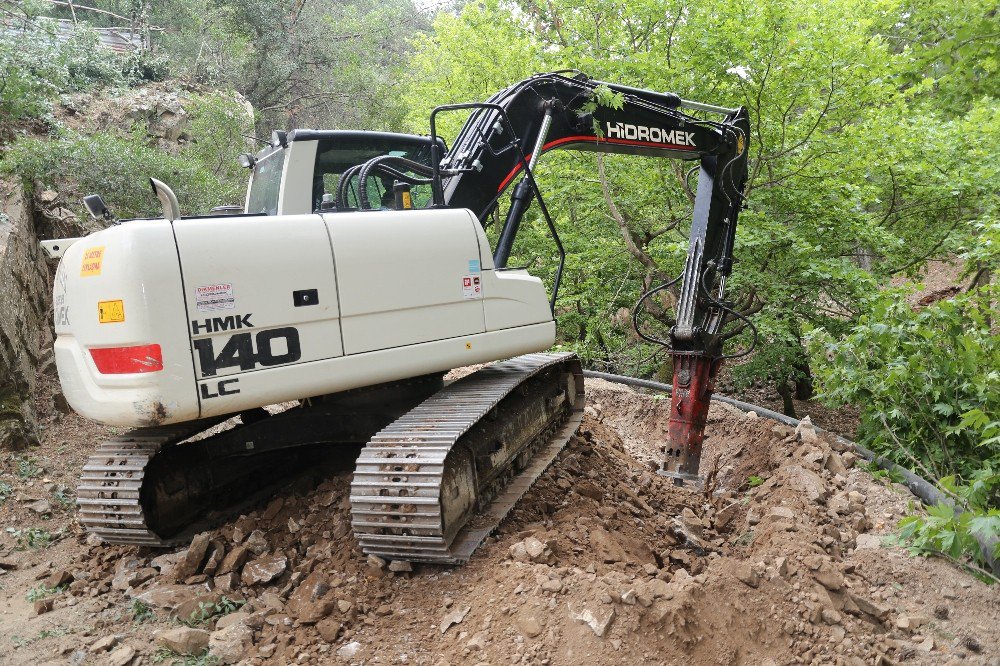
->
(245, 146), (283, 215)
(313, 136), (436, 211)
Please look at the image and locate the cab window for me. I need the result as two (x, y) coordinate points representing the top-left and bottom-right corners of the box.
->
(312, 137), (436, 211)
(245, 147), (283, 215)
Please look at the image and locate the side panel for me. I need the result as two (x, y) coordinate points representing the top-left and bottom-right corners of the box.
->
(325, 209), (487, 355)
(466, 221), (553, 332)
(52, 220), (198, 426)
(172, 214), (342, 414)
(196, 322), (555, 416)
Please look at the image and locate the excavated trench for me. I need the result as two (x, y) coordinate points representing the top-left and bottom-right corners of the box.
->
(4, 375), (999, 665)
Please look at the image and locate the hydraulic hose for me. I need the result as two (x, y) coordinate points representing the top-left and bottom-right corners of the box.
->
(581, 370), (999, 575)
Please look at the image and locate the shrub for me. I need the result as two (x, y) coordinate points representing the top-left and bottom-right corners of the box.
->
(896, 466), (1000, 580)
(810, 287), (1000, 487)
(1, 123), (245, 218)
(0, 15), (145, 122)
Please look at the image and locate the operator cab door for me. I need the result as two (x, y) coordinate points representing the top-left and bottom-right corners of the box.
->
(172, 214), (342, 415)
(323, 208), (486, 354)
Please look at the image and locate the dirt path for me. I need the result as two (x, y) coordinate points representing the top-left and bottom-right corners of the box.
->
(1, 379), (997, 665)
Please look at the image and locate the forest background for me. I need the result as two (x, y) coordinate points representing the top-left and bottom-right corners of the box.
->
(1, 0), (997, 570)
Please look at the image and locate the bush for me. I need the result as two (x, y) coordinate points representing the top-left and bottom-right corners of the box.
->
(810, 288), (1000, 489)
(2, 130), (227, 217)
(811, 287), (1000, 574)
(0, 91), (249, 218)
(0, 10), (167, 120)
(896, 466), (1000, 579)
(0, 16), (142, 122)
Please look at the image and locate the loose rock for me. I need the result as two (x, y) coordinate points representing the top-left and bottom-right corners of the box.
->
(440, 605), (471, 634)
(569, 605), (615, 637)
(209, 622), (253, 665)
(241, 554), (288, 586)
(89, 635), (118, 653)
(156, 627), (210, 655)
(106, 645), (136, 666)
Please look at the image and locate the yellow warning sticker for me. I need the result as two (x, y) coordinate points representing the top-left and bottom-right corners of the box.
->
(98, 299), (125, 323)
(80, 246), (105, 277)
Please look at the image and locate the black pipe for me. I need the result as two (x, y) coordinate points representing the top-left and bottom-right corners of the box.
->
(582, 369), (999, 575)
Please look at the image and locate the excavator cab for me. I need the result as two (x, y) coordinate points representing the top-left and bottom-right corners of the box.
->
(243, 130), (444, 216)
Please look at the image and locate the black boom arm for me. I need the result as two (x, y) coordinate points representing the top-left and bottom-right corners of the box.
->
(434, 72), (750, 348)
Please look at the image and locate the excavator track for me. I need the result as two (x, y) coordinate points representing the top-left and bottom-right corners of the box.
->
(76, 419), (226, 546)
(350, 353), (585, 564)
(76, 375), (447, 547)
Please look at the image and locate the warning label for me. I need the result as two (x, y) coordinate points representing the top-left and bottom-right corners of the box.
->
(98, 299), (125, 324)
(462, 274), (482, 299)
(80, 246), (105, 277)
(195, 283), (236, 312)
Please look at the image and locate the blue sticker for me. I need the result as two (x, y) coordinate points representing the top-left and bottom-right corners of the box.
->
(468, 259), (481, 273)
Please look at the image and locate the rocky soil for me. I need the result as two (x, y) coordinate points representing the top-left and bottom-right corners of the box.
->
(1, 378), (998, 665)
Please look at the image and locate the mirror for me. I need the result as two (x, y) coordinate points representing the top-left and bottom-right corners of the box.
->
(82, 194), (112, 221)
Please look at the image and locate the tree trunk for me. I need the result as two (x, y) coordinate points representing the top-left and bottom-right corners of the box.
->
(777, 382), (797, 419)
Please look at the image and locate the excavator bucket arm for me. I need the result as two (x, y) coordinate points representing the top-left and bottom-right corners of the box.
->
(434, 72), (751, 483)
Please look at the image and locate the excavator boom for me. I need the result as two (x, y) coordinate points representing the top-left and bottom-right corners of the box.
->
(441, 73), (751, 482)
(348, 72), (750, 481)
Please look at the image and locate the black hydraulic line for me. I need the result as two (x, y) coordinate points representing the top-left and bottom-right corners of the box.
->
(581, 369), (999, 576)
(494, 103), (554, 269)
(335, 164), (364, 211)
(429, 101), (566, 313)
(631, 275), (682, 347)
(494, 179), (533, 268)
(357, 156), (437, 210)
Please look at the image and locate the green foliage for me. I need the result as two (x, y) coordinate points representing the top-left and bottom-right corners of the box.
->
(401, 0), (1000, 382)
(25, 584), (66, 602)
(895, 467), (1000, 579)
(152, 647), (218, 666)
(138, 0), (425, 133)
(862, 461), (906, 485)
(51, 488), (74, 510)
(811, 288), (1000, 484)
(0, 12), (160, 122)
(747, 475), (765, 488)
(0, 98), (247, 219)
(891, 0), (1000, 113)
(6, 527), (55, 550)
(14, 456), (42, 479)
(178, 596), (244, 627)
(0, 481), (12, 504)
(130, 599), (156, 624)
(9, 626), (67, 647)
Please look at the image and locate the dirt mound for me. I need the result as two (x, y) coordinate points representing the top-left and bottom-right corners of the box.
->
(1, 379), (998, 665)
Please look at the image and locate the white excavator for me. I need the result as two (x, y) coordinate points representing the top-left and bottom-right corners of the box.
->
(43, 72), (750, 563)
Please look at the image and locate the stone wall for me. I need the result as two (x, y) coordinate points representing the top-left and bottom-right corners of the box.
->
(0, 178), (52, 450)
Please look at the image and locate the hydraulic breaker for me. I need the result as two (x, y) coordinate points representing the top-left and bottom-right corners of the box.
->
(662, 354), (720, 483)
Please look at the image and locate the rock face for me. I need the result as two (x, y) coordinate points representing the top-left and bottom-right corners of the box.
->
(0, 179), (51, 450)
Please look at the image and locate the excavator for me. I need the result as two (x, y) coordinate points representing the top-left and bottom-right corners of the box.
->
(42, 72), (750, 564)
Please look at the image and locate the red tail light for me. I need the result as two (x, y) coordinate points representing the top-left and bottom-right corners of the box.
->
(89, 344), (164, 374)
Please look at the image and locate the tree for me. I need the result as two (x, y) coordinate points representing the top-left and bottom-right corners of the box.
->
(401, 0), (991, 397)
